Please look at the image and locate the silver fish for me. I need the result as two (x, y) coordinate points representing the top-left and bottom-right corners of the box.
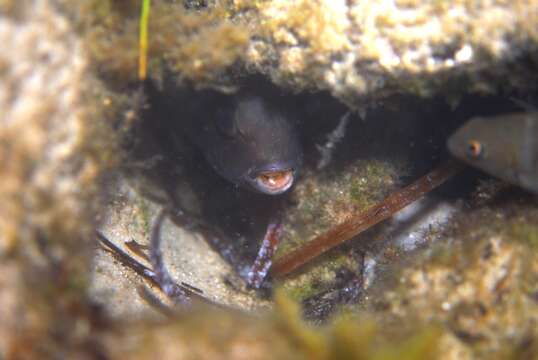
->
(447, 111), (538, 193)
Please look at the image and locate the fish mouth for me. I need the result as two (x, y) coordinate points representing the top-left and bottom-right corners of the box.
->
(250, 169), (295, 195)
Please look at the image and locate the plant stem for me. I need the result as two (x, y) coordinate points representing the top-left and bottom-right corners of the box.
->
(138, 0), (151, 80)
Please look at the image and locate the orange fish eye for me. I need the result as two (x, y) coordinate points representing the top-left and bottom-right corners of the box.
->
(466, 139), (483, 158)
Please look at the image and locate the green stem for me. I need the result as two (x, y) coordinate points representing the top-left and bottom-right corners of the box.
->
(139, 0), (150, 80)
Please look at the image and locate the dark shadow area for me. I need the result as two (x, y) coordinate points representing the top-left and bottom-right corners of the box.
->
(121, 75), (534, 294)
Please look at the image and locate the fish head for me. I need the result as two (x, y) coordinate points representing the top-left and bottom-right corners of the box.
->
(447, 112), (537, 192)
(207, 95), (303, 195)
(447, 118), (489, 164)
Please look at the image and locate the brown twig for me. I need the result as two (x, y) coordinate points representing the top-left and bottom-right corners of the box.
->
(271, 160), (464, 277)
(96, 228), (204, 302)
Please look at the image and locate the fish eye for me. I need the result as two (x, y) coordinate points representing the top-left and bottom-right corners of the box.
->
(466, 139), (483, 159)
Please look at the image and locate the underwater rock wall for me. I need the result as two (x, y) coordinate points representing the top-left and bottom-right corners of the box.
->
(0, 1), (113, 357)
(241, 0), (538, 104)
(1, 0), (538, 359)
(82, 0), (538, 101)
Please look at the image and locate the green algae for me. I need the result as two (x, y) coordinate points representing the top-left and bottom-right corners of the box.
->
(508, 221), (538, 249)
(108, 287), (444, 360)
(137, 196), (152, 236)
(272, 289), (442, 360)
(273, 159), (402, 303)
(280, 251), (361, 302)
(77, 0), (249, 86)
(278, 160), (400, 257)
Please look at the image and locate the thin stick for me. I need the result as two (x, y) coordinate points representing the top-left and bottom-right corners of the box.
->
(271, 160), (464, 277)
(96, 229), (203, 300)
(97, 231), (161, 285)
(138, 0), (151, 80)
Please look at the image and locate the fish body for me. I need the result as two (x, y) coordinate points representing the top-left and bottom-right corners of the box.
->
(186, 93), (302, 195)
(447, 112), (538, 193)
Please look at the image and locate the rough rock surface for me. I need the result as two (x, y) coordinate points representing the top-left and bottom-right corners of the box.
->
(0, 1), (107, 357)
(2, 0), (538, 359)
(90, 177), (269, 318)
(240, 0), (538, 104)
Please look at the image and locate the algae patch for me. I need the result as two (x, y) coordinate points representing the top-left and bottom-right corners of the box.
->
(365, 186), (538, 358)
(275, 159), (403, 303)
(80, 0), (249, 85)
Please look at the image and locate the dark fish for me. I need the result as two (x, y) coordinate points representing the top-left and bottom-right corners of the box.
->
(447, 111), (538, 193)
(186, 93), (303, 195)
